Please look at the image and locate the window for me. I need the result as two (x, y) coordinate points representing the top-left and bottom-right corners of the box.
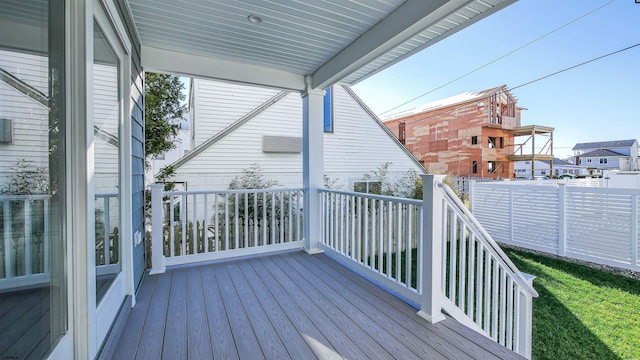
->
(471, 135), (478, 145)
(499, 137), (504, 148)
(354, 180), (382, 195)
(541, 170), (546, 175)
(323, 86), (333, 132)
(155, 152), (165, 160)
(600, 158), (608, 164)
(398, 121), (406, 144)
(488, 136), (498, 148)
(472, 161), (478, 174)
(488, 161), (496, 173)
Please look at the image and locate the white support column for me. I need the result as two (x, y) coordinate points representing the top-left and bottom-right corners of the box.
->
(418, 174), (446, 323)
(302, 85), (325, 254)
(150, 184), (166, 274)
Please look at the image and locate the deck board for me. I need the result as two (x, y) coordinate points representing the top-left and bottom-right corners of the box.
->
(111, 251), (524, 360)
(162, 268), (188, 360)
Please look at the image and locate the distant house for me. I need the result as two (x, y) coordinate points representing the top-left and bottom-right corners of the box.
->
(572, 139), (639, 175)
(164, 79), (425, 192)
(383, 85), (553, 179)
(514, 158), (585, 179)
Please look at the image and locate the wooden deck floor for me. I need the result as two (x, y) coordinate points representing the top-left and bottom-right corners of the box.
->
(0, 287), (51, 360)
(111, 251), (523, 359)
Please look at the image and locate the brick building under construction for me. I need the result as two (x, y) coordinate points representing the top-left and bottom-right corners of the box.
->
(384, 85), (554, 179)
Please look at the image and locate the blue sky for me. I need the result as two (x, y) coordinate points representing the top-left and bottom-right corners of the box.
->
(352, 0), (639, 158)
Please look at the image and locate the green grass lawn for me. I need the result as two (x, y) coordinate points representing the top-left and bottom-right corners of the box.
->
(504, 248), (640, 360)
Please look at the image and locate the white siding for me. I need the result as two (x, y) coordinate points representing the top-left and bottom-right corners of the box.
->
(174, 81), (424, 191)
(191, 79), (281, 147)
(0, 51), (49, 189)
(326, 85), (424, 189)
(93, 63), (120, 194)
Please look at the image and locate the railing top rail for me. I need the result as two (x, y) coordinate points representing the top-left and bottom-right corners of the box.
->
(0, 194), (50, 200)
(319, 188), (422, 206)
(438, 183), (539, 297)
(162, 187), (305, 196)
(95, 192), (118, 198)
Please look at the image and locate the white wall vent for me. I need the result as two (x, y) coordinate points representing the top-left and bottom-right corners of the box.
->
(262, 135), (302, 153)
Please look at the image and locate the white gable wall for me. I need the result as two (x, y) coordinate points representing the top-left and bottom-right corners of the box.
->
(173, 80), (424, 191)
(191, 78), (282, 148)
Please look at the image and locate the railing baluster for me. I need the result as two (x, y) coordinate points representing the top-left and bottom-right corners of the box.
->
(357, 196), (362, 263)
(364, 198), (369, 268)
(484, 248), (491, 332)
(378, 199), (384, 274)
(254, 192), (258, 246)
(288, 191), (292, 244)
(24, 200), (32, 275)
(225, 193), (230, 250)
(395, 202), (401, 282)
(507, 277), (515, 349)
(406, 203), (412, 288)
(500, 267), (507, 345)
(449, 211), (457, 301)
(476, 243), (484, 325)
(44, 198), (50, 273)
(458, 221), (467, 310)
(169, 195), (175, 258)
(339, 194), (344, 254)
(234, 193), (239, 249)
(104, 196), (110, 265)
(351, 195), (356, 260)
(204, 194), (209, 252)
(371, 198), (376, 269)
(193, 194), (198, 254)
(491, 257), (499, 340)
(467, 233), (476, 318)
(181, 194), (187, 256)
(214, 193), (219, 251)
(387, 200), (392, 278)
(245, 192), (249, 247)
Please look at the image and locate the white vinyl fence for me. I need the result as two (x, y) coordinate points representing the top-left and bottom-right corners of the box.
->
(470, 181), (640, 272)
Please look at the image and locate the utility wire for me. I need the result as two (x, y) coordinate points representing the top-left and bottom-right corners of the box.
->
(379, 0), (616, 116)
(508, 42), (640, 91)
(393, 42), (639, 128)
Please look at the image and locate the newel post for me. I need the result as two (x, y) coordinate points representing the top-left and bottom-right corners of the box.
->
(417, 174), (447, 323)
(149, 184), (166, 274)
(518, 274), (536, 359)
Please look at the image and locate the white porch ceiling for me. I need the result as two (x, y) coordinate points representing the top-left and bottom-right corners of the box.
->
(128, 0), (516, 91)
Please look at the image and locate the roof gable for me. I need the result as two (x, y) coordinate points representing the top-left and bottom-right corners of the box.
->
(580, 149), (627, 158)
(572, 139), (638, 151)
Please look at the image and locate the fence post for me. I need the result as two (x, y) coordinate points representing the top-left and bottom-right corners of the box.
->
(149, 184), (166, 274)
(418, 174), (446, 323)
(558, 184), (567, 257)
(631, 194), (638, 271)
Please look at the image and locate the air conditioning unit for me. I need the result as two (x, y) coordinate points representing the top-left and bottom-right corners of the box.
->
(0, 118), (12, 144)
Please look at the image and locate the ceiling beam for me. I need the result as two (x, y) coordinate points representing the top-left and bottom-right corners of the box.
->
(311, 0), (448, 90)
(142, 46), (306, 91)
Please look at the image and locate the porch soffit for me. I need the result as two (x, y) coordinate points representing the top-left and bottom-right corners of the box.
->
(127, 0), (516, 91)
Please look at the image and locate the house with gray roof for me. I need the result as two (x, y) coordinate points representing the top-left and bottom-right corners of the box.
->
(571, 139), (639, 175)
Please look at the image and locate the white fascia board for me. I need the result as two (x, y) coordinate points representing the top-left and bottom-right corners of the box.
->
(142, 46), (305, 91)
(311, 0), (448, 90)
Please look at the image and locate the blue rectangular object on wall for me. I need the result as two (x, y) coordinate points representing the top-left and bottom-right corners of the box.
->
(323, 87), (333, 133)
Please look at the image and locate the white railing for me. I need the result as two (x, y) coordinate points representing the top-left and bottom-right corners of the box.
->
(319, 189), (423, 303)
(320, 175), (538, 359)
(438, 182), (538, 358)
(95, 193), (119, 276)
(504, 178), (603, 187)
(150, 185), (305, 273)
(470, 181), (640, 272)
(0, 194), (50, 290)
(0, 193), (120, 290)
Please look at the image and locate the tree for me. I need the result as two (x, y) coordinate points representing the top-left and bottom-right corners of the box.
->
(144, 72), (186, 167)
